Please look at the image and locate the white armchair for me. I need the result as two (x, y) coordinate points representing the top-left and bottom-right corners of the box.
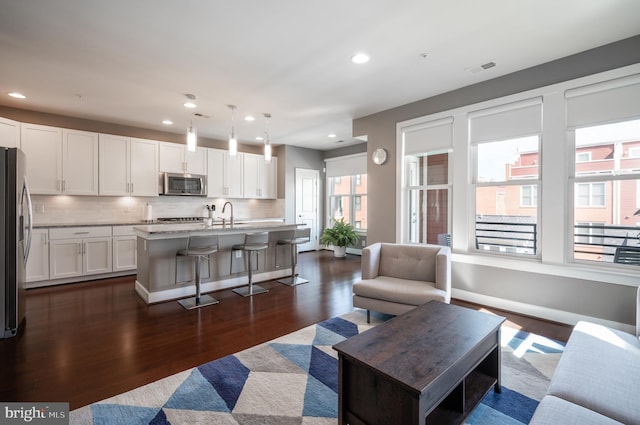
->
(353, 242), (451, 322)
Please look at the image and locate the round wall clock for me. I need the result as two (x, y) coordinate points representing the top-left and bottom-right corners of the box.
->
(372, 148), (388, 165)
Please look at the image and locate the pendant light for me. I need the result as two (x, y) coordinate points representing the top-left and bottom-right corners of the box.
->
(263, 113), (272, 163)
(228, 105), (238, 156)
(186, 120), (197, 152)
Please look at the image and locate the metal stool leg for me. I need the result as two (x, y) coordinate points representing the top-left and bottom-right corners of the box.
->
(178, 254), (219, 310)
(278, 242), (308, 286)
(233, 248), (268, 297)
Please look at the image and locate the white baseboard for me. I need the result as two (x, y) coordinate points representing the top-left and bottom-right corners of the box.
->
(135, 268), (291, 304)
(452, 288), (635, 334)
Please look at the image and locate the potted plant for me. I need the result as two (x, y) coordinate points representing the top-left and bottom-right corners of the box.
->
(320, 218), (359, 257)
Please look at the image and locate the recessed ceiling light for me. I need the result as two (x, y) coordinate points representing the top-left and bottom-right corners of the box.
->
(162, 120), (173, 125)
(8, 92), (26, 99)
(328, 133), (337, 138)
(256, 136), (264, 141)
(184, 102), (197, 108)
(245, 115), (255, 122)
(351, 53), (370, 64)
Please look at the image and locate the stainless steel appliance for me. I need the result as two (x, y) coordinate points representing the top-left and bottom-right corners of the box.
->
(160, 172), (207, 196)
(1, 147), (32, 339)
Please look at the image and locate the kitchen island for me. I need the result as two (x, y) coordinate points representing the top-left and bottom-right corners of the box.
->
(134, 221), (303, 304)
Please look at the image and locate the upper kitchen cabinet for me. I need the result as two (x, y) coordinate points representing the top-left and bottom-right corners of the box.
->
(20, 124), (62, 194)
(158, 142), (207, 175)
(20, 124), (99, 195)
(99, 135), (158, 196)
(207, 148), (244, 198)
(0, 117), (20, 148)
(243, 153), (277, 199)
(62, 129), (99, 195)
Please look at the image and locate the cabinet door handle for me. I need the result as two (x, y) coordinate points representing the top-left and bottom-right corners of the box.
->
(74, 232), (90, 235)
(131, 183), (134, 193)
(77, 243), (82, 255)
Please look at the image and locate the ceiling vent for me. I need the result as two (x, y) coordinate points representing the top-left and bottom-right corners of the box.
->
(466, 61), (497, 74)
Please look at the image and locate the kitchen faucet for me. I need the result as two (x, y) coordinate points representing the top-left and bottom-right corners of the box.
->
(222, 201), (234, 227)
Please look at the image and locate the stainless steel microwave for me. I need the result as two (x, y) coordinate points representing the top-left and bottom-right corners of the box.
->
(160, 173), (207, 196)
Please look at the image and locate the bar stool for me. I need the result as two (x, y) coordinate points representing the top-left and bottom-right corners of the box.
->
(276, 227), (311, 286)
(176, 235), (220, 309)
(231, 232), (269, 297)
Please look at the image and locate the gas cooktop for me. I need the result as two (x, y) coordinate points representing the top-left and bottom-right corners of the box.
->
(156, 217), (204, 223)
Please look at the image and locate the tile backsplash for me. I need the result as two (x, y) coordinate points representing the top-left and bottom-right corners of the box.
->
(31, 195), (285, 225)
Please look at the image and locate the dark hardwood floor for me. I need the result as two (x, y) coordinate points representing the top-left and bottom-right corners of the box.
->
(0, 250), (572, 410)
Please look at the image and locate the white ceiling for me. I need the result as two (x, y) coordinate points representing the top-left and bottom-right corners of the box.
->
(1, 1), (639, 150)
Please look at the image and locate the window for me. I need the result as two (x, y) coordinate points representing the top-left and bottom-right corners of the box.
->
(327, 175), (367, 228)
(469, 98), (542, 257)
(576, 182), (606, 207)
(405, 151), (452, 245)
(521, 185), (537, 207)
(571, 119), (640, 265)
(325, 154), (367, 230)
(576, 152), (591, 162)
(401, 117), (454, 245)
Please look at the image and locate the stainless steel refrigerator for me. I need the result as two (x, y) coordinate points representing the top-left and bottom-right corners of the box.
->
(1, 147), (32, 339)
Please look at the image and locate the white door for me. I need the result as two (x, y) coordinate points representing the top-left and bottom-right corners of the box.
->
(295, 168), (320, 251)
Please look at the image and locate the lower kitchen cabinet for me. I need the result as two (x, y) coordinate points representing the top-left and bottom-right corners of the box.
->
(49, 226), (112, 279)
(112, 225), (137, 271)
(26, 228), (50, 283)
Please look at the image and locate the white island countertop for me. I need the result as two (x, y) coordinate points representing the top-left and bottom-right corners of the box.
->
(133, 221), (301, 240)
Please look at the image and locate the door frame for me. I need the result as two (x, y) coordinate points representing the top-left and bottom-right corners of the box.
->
(295, 168), (321, 251)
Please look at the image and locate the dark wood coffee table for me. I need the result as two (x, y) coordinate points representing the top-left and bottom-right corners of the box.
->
(333, 301), (505, 425)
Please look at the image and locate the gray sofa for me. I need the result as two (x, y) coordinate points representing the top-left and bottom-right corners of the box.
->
(352, 242), (451, 322)
(529, 287), (640, 425)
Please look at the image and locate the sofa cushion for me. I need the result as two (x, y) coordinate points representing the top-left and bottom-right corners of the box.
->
(378, 243), (438, 282)
(530, 396), (624, 425)
(546, 321), (640, 425)
(353, 276), (447, 306)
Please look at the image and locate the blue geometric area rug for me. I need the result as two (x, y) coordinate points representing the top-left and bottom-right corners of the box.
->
(70, 310), (564, 425)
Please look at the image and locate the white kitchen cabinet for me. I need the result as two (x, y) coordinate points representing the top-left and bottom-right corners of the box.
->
(49, 227), (112, 279)
(20, 124), (99, 195)
(99, 135), (159, 196)
(159, 142), (207, 175)
(26, 228), (49, 283)
(0, 116), (20, 148)
(243, 153), (277, 199)
(207, 148), (244, 198)
(20, 124), (62, 194)
(112, 225), (137, 272)
(62, 129), (99, 195)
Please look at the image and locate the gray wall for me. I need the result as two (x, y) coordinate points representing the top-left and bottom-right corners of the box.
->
(280, 145), (325, 223)
(353, 35), (640, 327)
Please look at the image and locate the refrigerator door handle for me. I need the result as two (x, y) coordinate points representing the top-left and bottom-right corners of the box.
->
(22, 177), (33, 265)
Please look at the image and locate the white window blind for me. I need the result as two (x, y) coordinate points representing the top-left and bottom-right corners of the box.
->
(565, 73), (640, 129)
(404, 117), (453, 155)
(325, 153), (367, 177)
(469, 98), (542, 144)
